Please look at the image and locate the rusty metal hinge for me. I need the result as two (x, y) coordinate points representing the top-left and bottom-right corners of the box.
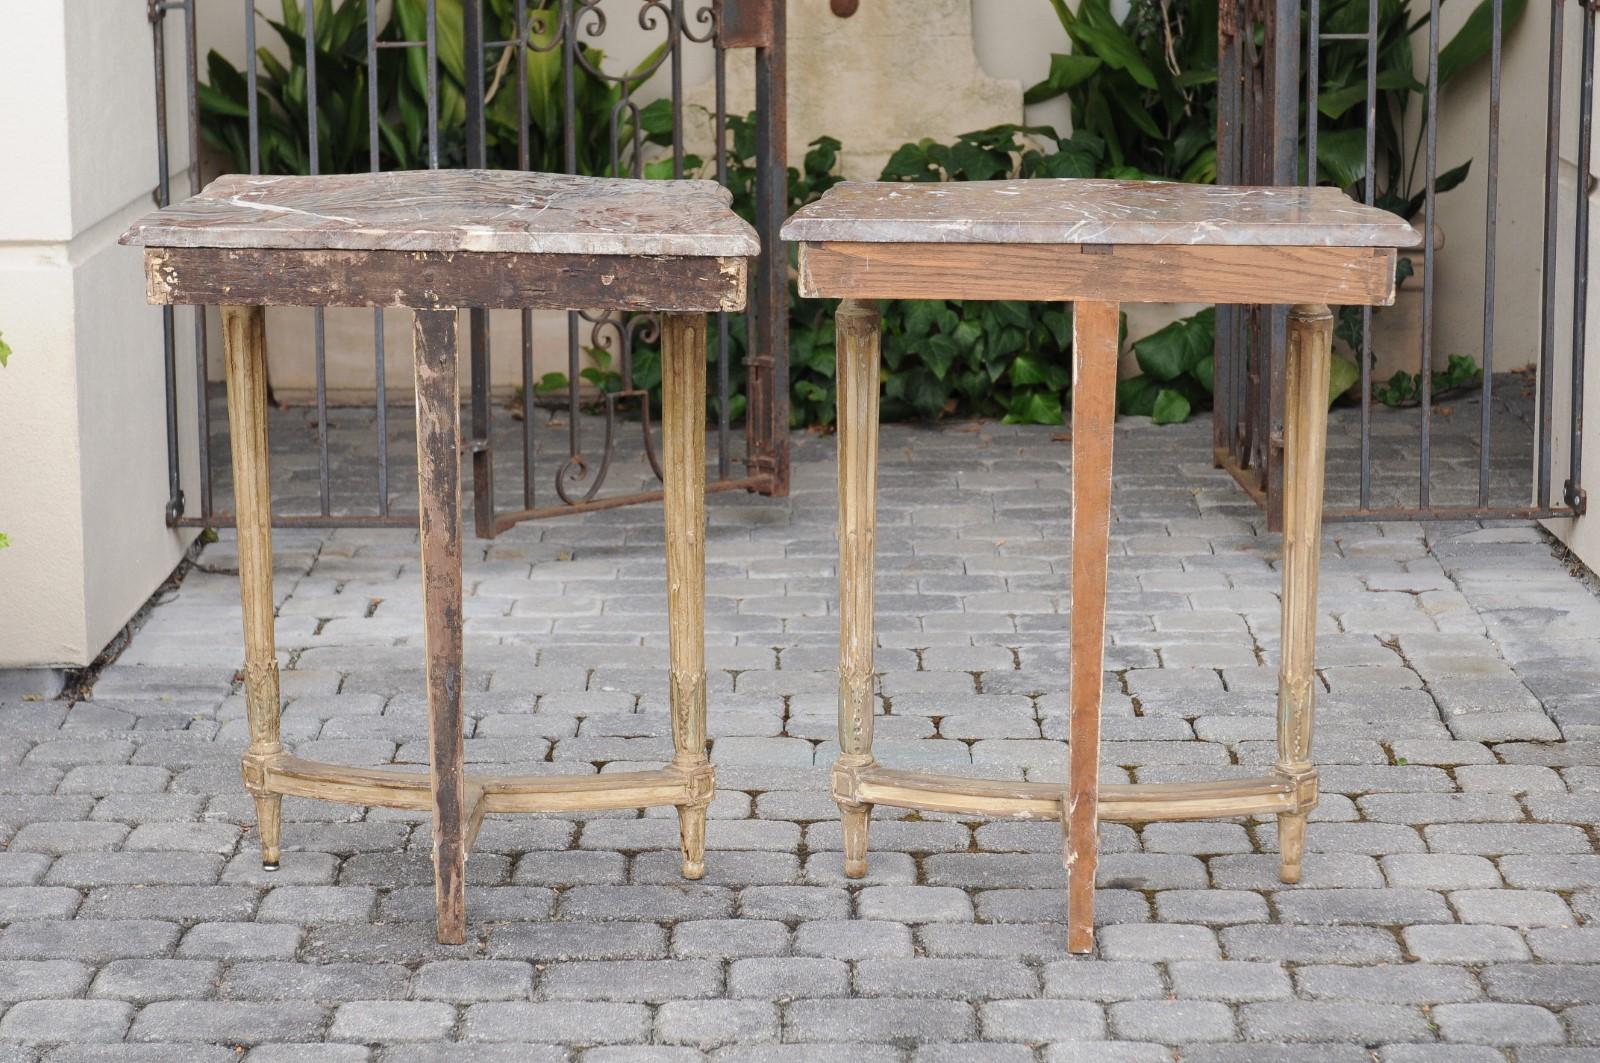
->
(1565, 479), (1589, 514)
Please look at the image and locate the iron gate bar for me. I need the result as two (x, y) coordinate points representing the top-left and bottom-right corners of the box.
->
(464, 0), (494, 539)
(1538, 0), (1563, 512)
(1360, 0), (1378, 510)
(1214, 0), (1588, 526)
(1479, 0), (1502, 509)
(305, 0), (332, 518)
(149, 1), (185, 526)
(1419, 0), (1441, 508)
(1569, 3), (1595, 514)
(153, 0), (788, 533)
(366, 0), (390, 517)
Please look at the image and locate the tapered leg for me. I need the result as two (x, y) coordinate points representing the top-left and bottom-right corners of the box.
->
(222, 306), (283, 871)
(833, 299), (881, 878)
(662, 313), (712, 880)
(1275, 304), (1333, 884)
(1066, 300), (1118, 954)
(413, 310), (468, 944)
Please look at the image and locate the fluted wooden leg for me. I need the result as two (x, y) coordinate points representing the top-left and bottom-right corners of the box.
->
(1276, 304), (1333, 884)
(222, 305), (284, 872)
(1066, 300), (1118, 954)
(833, 299), (881, 879)
(413, 310), (468, 945)
(662, 313), (712, 881)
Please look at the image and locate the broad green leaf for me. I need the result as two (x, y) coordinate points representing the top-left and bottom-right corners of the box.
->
(1116, 375), (1159, 417)
(903, 300), (943, 338)
(196, 81), (251, 119)
(1316, 69), (1422, 119)
(922, 334), (960, 380)
(0, 330), (10, 367)
(1008, 354), (1054, 387)
(1132, 308), (1213, 382)
(888, 367), (951, 418)
(1317, 127), (1369, 188)
(990, 301), (1032, 330)
(1439, 0), (1528, 87)
(1066, 22), (1158, 90)
(1041, 310), (1072, 350)
(1150, 388), (1192, 424)
(1024, 52), (1104, 105)
(1002, 390), (1064, 425)
(1328, 354), (1361, 404)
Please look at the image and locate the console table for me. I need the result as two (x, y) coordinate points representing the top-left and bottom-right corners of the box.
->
(123, 170), (757, 942)
(781, 179), (1417, 952)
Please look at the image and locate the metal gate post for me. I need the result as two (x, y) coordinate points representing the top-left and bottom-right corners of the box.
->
(726, 0), (791, 497)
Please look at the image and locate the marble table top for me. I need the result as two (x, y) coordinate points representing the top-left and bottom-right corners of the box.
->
(781, 179), (1419, 248)
(121, 170), (760, 258)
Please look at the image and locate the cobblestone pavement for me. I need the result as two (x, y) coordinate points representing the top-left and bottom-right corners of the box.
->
(5, 393), (1600, 1062)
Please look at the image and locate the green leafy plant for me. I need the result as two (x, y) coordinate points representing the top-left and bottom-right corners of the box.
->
(1116, 308), (1214, 425)
(1374, 353), (1482, 407)
(1313, 0), (1527, 221)
(201, 0), (664, 176)
(878, 299), (1077, 424)
(1317, 0), (1522, 404)
(1025, 0), (1218, 182)
(880, 123), (1104, 183)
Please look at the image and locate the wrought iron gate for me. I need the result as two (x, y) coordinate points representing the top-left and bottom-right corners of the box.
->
(148, 0), (788, 537)
(1214, 0), (1591, 526)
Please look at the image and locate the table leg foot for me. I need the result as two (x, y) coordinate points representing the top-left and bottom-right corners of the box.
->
(1278, 811), (1307, 884)
(678, 802), (708, 880)
(840, 801), (872, 879)
(254, 793), (282, 870)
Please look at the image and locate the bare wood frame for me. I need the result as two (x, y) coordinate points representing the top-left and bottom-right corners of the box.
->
(213, 279), (720, 942)
(809, 238), (1377, 954)
(147, 246), (747, 312)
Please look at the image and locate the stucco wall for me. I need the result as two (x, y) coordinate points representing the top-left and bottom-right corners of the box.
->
(1541, 2), (1600, 572)
(0, 2), (198, 668)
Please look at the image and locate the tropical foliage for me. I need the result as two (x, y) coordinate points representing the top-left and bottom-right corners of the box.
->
(200, 0), (664, 176)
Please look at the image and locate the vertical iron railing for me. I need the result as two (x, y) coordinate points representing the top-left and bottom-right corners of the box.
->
(147, 0), (788, 535)
(1214, 0), (1590, 525)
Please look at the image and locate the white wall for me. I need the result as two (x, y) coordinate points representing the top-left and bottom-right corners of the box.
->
(0, 1), (198, 668)
(1541, 2), (1600, 571)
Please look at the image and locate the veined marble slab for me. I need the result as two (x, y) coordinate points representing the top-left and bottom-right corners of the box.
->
(782, 179), (1419, 248)
(121, 170), (760, 257)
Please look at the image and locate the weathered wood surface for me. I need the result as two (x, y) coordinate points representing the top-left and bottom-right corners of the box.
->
(782, 179), (1420, 247)
(796, 241), (1397, 306)
(1275, 304), (1335, 885)
(253, 754), (712, 814)
(121, 170), (760, 257)
(1066, 299), (1119, 955)
(832, 299), (883, 879)
(412, 309), (468, 945)
(144, 246), (748, 313)
(843, 766), (1301, 823)
(661, 313), (714, 881)
(220, 305), (283, 872)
